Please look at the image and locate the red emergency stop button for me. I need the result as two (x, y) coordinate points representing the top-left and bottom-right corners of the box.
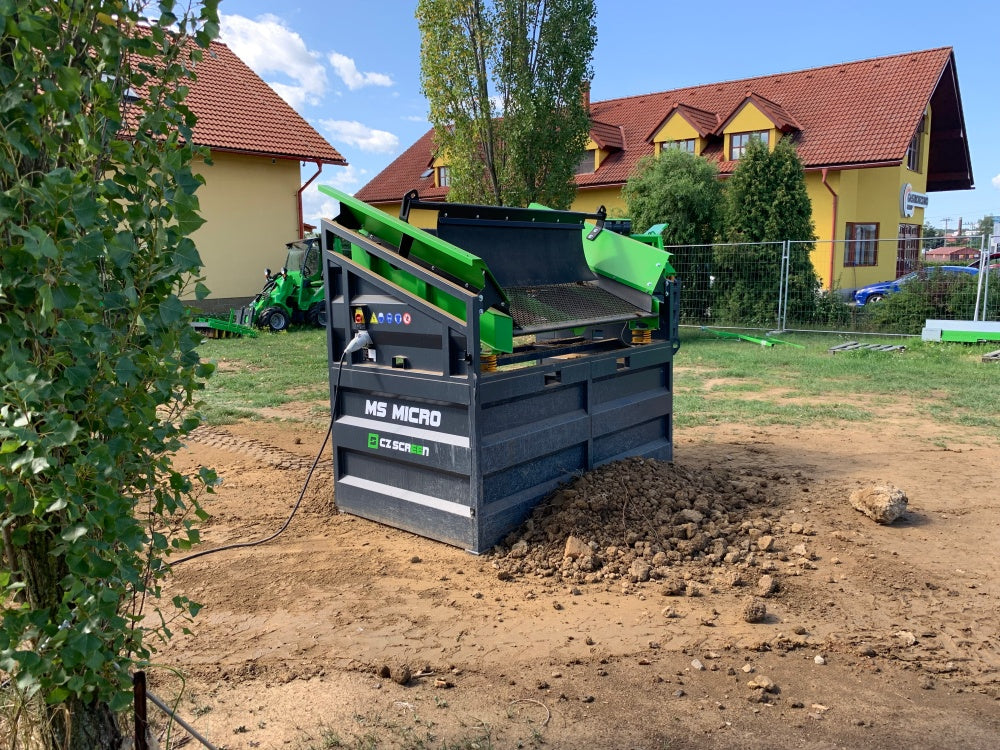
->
(353, 308), (364, 324)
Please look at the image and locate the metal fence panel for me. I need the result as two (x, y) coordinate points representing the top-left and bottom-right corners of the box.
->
(665, 235), (998, 335)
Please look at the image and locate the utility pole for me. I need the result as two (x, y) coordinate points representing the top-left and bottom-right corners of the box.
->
(941, 217), (952, 245)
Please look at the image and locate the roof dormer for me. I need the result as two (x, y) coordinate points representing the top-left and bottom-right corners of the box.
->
(719, 92), (800, 161)
(647, 103), (719, 157)
(580, 119), (624, 172)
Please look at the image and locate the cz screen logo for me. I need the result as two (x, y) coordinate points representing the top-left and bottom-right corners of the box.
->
(367, 432), (430, 457)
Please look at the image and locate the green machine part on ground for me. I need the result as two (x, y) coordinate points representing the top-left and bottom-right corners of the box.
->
(245, 237), (328, 331)
(318, 186), (676, 353)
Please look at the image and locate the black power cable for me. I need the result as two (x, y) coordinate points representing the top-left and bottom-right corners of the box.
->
(170, 345), (353, 568)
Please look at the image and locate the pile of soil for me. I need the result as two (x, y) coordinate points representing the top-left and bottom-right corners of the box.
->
(491, 457), (786, 584)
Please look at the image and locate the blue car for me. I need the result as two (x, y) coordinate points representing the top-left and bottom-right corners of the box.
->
(853, 265), (978, 306)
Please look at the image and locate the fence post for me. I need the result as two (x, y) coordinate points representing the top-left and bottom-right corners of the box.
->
(133, 671), (148, 750)
(775, 239), (791, 332)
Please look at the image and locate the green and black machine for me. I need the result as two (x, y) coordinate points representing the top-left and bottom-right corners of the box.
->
(319, 186), (680, 552)
(243, 237), (327, 331)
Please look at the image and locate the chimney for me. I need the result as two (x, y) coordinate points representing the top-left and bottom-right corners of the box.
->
(582, 81), (590, 112)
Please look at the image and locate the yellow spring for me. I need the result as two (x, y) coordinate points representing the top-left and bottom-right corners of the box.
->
(480, 352), (498, 372)
(631, 328), (652, 345)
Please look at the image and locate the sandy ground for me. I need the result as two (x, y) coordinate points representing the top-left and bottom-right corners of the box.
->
(150, 382), (1000, 750)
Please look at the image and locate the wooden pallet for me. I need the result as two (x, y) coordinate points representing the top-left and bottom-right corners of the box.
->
(828, 341), (906, 354)
(983, 349), (1000, 363)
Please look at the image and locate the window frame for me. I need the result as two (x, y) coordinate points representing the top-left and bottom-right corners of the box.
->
(844, 222), (880, 267)
(661, 139), (696, 154)
(906, 117), (924, 172)
(436, 165), (451, 188)
(729, 130), (770, 160)
(575, 149), (596, 175)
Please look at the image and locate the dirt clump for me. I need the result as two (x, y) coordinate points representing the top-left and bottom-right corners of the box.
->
(490, 456), (777, 584)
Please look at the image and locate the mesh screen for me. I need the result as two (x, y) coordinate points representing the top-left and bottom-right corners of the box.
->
(506, 282), (647, 332)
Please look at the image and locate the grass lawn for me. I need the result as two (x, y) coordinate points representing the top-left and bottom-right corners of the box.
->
(194, 328), (1000, 438)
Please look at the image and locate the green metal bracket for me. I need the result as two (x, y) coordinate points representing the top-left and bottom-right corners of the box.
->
(701, 327), (803, 348)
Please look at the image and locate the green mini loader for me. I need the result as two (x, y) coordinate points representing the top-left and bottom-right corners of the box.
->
(244, 237), (327, 331)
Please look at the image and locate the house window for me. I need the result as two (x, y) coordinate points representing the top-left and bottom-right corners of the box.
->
(730, 130), (769, 160)
(906, 127), (922, 172)
(844, 222), (879, 267)
(576, 150), (595, 174)
(661, 139), (695, 154)
(437, 166), (451, 188)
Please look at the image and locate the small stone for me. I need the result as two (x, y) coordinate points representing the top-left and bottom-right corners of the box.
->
(742, 597), (767, 624)
(537, 681), (550, 690)
(749, 675), (777, 693)
(849, 483), (908, 524)
(919, 675), (935, 690)
(691, 659), (705, 671)
(377, 665), (391, 678)
(563, 535), (589, 560)
(859, 645), (876, 657)
(509, 540), (529, 558)
(552, 601), (563, 611)
(673, 689), (686, 698)
(756, 575), (777, 597)
(582, 695), (595, 703)
(791, 543), (809, 558)
(410, 556), (422, 564)
(757, 535), (775, 552)
(472, 591), (483, 599)
(790, 522), (804, 534)
(814, 655), (826, 665)
(895, 630), (918, 647)
(392, 664), (412, 685)
(792, 625), (807, 635)
(741, 664), (754, 674)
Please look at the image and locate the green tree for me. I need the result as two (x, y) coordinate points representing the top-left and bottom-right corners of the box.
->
(715, 137), (821, 326)
(0, 2), (218, 746)
(622, 149), (722, 321)
(416, 0), (596, 208)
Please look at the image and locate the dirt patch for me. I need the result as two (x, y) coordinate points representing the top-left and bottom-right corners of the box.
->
(152, 410), (1000, 749)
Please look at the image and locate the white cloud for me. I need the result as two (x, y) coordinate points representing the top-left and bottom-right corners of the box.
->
(402, 115), (427, 123)
(319, 120), (399, 154)
(992, 173), (1000, 190)
(328, 52), (393, 90)
(220, 13), (327, 109)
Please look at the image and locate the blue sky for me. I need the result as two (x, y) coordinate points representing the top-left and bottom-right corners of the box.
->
(217, 0), (1000, 234)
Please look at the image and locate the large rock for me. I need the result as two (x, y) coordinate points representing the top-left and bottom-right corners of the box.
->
(849, 483), (908, 524)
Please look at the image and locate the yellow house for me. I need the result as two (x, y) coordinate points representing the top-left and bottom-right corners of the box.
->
(182, 40), (346, 310)
(356, 47), (972, 290)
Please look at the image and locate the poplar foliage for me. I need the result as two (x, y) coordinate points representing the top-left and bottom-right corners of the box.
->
(715, 137), (821, 325)
(416, 0), (596, 208)
(623, 149), (722, 321)
(0, 2), (219, 746)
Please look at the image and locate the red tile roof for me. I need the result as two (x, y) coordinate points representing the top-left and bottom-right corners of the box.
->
(589, 119), (624, 150)
(185, 40), (346, 165)
(357, 47), (971, 204)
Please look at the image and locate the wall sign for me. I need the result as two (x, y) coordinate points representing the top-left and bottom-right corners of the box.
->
(900, 183), (929, 218)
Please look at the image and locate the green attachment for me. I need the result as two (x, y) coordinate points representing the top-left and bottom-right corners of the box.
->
(701, 327), (804, 348)
(321, 186), (502, 291)
(321, 185), (514, 353)
(192, 314), (258, 338)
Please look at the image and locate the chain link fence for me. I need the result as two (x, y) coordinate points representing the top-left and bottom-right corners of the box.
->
(666, 235), (999, 335)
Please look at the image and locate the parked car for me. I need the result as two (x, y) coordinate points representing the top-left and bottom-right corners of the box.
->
(966, 251), (1000, 270)
(853, 265), (978, 306)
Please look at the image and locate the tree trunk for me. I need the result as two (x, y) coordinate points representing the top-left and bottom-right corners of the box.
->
(48, 696), (123, 750)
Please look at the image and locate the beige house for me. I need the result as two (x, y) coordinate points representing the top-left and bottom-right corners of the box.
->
(183, 40), (346, 311)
